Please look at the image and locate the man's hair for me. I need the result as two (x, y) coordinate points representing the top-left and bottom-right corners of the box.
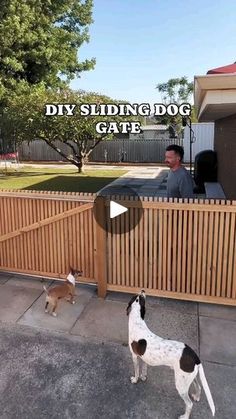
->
(166, 144), (184, 161)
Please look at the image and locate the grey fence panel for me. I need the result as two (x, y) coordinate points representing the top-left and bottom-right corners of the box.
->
(91, 140), (123, 162)
(18, 138), (183, 163)
(19, 140), (71, 161)
(89, 138), (183, 163)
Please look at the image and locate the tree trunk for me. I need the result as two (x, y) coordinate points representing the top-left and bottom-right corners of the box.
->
(42, 138), (89, 173)
(77, 158), (85, 174)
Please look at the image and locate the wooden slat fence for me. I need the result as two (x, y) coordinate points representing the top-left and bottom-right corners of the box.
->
(0, 190), (96, 283)
(104, 196), (236, 305)
(0, 190), (236, 305)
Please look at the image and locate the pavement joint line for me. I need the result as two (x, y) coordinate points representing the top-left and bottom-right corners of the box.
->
(66, 288), (99, 333)
(69, 329), (128, 346)
(0, 274), (16, 285)
(69, 306), (88, 334)
(0, 319), (80, 340)
(15, 287), (45, 324)
(201, 358), (236, 368)
(2, 317), (97, 344)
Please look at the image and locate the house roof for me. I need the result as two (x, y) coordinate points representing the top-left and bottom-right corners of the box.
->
(194, 73), (236, 121)
(207, 63), (236, 74)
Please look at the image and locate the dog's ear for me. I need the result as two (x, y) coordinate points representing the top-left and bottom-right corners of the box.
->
(69, 266), (75, 276)
(69, 267), (82, 277)
(139, 294), (146, 319)
(126, 294), (138, 315)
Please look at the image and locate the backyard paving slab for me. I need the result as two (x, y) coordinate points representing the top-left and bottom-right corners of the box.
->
(147, 296), (198, 316)
(198, 361), (236, 419)
(0, 283), (42, 323)
(71, 298), (128, 344)
(0, 276), (10, 285)
(106, 291), (198, 315)
(199, 302), (236, 321)
(71, 295), (199, 352)
(18, 284), (95, 333)
(100, 167), (169, 198)
(199, 316), (236, 366)
(144, 305), (198, 353)
(0, 271), (14, 284)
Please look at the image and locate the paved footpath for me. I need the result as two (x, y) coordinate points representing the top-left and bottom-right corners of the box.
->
(98, 166), (205, 198)
(0, 272), (235, 418)
(99, 166), (169, 197)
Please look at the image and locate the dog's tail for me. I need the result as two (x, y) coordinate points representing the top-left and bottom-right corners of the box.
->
(43, 285), (49, 295)
(198, 363), (215, 416)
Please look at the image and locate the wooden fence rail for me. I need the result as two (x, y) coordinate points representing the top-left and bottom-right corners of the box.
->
(0, 190), (235, 305)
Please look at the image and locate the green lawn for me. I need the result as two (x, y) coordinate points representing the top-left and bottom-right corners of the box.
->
(0, 167), (126, 192)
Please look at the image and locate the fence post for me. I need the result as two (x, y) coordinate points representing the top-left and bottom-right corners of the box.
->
(94, 196), (107, 298)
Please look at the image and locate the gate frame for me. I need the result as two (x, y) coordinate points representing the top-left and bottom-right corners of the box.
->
(0, 190), (236, 305)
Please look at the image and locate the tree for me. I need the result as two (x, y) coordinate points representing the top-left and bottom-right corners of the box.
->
(155, 77), (197, 136)
(1, 86), (135, 173)
(156, 77), (193, 104)
(0, 0), (95, 103)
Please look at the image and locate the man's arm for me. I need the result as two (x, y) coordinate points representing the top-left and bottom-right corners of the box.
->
(178, 172), (194, 198)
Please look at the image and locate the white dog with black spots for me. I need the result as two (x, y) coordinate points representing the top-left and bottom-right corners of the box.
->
(126, 290), (215, 419)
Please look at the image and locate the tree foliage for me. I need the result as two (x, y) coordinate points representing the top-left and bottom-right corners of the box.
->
(156, 77), (193, 104)
(0, 0), (95, 102)
(1, 86), (133, 172)
(155, 77), (196, 136)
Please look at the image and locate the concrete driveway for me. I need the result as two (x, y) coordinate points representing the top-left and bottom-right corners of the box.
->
(0, 272), (235, 418)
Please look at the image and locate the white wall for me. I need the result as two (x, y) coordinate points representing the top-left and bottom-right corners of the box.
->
(183, 122), (214, 163)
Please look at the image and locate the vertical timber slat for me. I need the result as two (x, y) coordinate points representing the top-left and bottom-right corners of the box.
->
(94, 196), (107, 298)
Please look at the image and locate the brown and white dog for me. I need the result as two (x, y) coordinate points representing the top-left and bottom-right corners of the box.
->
(127, 291), (215, 419)
(43, 268), (82, 317)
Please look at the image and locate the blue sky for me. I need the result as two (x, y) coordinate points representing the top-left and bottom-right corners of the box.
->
(71, 0), (236, 106)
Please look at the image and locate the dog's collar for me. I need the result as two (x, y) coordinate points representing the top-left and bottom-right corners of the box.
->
(67, 273), (75, 285)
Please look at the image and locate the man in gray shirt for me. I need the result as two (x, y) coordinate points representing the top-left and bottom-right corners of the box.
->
(165, 144), (194, 198)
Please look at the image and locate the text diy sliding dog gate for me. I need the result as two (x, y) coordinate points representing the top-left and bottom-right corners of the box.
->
(101, 196), (236, 306)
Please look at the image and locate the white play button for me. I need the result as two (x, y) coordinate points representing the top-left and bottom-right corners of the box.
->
(93, 188), (143, 234)
(110, 201), (128, 219)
